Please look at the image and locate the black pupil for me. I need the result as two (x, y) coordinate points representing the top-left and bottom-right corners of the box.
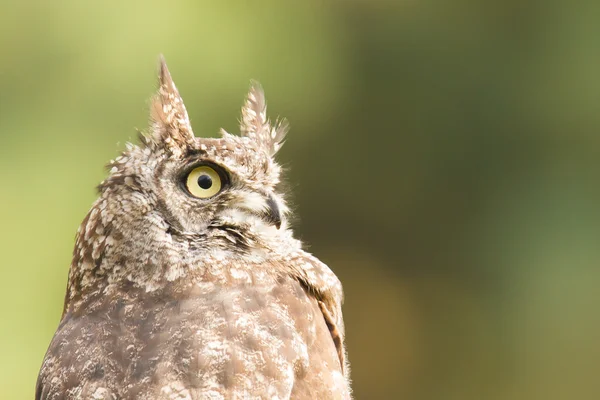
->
(197, 174), (213, 190)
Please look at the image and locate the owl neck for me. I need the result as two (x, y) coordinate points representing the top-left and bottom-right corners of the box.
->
(63, 195), (300, 314)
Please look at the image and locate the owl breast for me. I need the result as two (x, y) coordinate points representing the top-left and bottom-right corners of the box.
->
(37, 270), (347, 400)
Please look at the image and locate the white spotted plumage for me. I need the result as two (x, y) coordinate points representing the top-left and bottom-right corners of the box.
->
(36, 56), (351, 400)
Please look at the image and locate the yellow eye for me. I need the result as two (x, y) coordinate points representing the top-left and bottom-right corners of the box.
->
(185, 166), (223, 199)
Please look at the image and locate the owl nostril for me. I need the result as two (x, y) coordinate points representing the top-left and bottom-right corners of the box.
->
(265, 195), (282, 229)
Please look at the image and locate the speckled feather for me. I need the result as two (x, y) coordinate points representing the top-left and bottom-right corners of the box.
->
(36, 58), (350, 400)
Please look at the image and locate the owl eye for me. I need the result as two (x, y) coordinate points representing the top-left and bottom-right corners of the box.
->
(185, 165), (223, 199)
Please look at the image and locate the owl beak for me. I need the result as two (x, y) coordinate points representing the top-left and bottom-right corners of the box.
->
(265, 194), (282, 229)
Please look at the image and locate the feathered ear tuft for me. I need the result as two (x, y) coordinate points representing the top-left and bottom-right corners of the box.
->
(240, 81), (288, 156)
(148, 55), (195, 154)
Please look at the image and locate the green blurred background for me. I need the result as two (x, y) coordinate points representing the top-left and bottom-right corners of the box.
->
(2, 0), (600, 399)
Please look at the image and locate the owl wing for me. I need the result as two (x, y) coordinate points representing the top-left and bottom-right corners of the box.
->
(285, 251), (349, 376)
(36, 286), (136, 400)
(36, 311), (121, 400)
(286, 279), (351, 399)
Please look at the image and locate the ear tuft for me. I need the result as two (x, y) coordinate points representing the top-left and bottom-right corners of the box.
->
(148, 55), (195, 154)
(240, 81), (288, 156)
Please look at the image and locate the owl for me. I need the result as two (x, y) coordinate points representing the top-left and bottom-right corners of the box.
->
(35, 57), (350, 400)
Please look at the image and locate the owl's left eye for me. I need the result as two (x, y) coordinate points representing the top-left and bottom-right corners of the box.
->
(185, 165), (224, 199)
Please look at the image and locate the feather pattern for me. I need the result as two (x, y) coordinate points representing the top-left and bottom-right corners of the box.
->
(36, 58), (350, 400)
(240, 81), (289, 156)
(148, 55), (195, 154)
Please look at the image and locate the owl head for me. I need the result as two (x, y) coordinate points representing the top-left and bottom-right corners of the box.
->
(69, 57), (298, 298)
(134, 58), (289, 232)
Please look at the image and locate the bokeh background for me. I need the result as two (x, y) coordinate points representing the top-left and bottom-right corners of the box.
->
(2, 0), (600, 399)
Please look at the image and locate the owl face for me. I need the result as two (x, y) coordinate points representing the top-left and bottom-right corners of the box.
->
(146, 134), (288, 237)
